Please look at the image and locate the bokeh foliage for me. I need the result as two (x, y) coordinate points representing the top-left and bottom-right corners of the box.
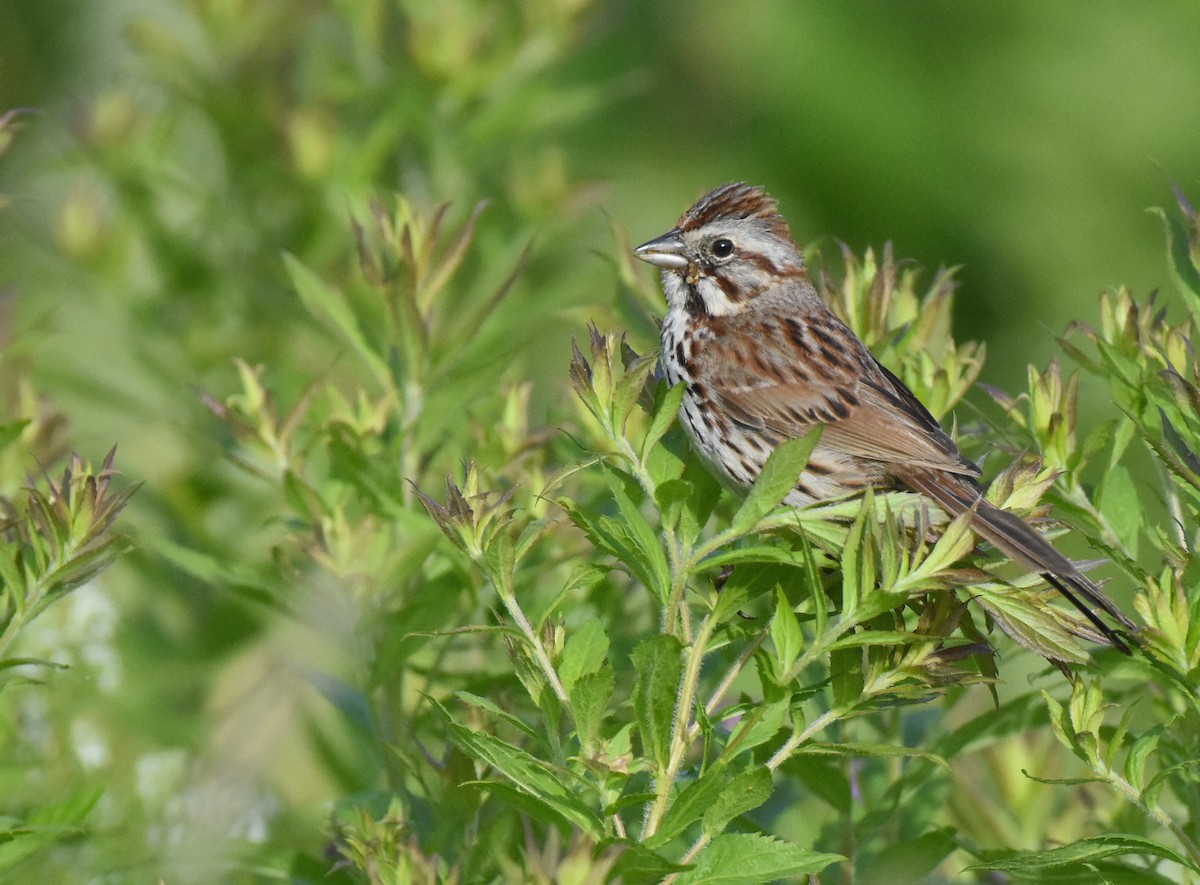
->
(1, 1), (1200, 883)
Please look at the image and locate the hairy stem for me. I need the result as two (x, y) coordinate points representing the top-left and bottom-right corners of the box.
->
(642, 611), (719, 839)
(497, 582), (569, 704)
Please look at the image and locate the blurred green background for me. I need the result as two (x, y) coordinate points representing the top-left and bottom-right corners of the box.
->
(1, 0), (1199, 880)
(5, 1), (1200, 404)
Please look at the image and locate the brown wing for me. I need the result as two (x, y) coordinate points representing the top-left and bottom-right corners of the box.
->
(701, 311), (981, 478)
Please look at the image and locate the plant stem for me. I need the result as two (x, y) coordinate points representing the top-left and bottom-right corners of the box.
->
(767, 707), (841, 771)
(642, 611), (719, 839)
(767, 666), (905, 771)
(699, 632), (767, 729)
(498, 583), (569, 704)
(615, 435), (691, 625)
(1105, 767), (1200, 871)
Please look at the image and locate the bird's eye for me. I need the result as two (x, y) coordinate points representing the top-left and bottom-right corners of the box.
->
(711, 237), (735, 259)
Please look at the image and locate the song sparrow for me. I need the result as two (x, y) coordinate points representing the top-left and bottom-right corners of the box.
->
(634, 182), (1135, 653)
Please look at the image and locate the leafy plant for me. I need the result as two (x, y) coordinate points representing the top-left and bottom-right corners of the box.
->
(2, 3), (1200, 882)
(178, 183), (1200, 882)
(0, 110), (133, 878)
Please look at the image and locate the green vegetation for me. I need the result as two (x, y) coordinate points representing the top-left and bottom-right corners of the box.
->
(2, 3), (1200, 883)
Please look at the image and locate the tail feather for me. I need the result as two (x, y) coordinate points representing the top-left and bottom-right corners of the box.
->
(903, 468), (1136, 654)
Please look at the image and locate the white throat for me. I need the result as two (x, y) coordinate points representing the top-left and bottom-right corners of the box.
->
(662, 270), (741, 317)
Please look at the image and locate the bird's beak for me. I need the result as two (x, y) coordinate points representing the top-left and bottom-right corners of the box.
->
(634, 229), (690, 269)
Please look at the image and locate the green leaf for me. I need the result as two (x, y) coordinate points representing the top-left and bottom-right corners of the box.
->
(840, 492), (875, 621)
(655, 478), (693, 537)
(682, 448), (725, 527)
(468, 780), (578, 833)
(606, 788), (657, 817)
(482, 529), (516, 593)
(967, 833), (1198, 874)
(560, 492), (666, 600)
(631, 634), (683, 770)
(558, 619), (610, 694)
(0, 784), (104, 873)
(607, 839), (690, 885)
(1151, 204), (1200, 313)
(975, 588), (1093, 665)
(798, 742), (948, 769)
(698, 544), (821, 571)
(284, 253), (391, 385)
(1104, 701), (1137, 771)
(830, 646), (864, 708)
(421, 200), (488, 308)
(730, 428), (823, 535)
(453, 691), (540, 742)
(783, 756), (851, 814)
(770, 588), (803, 673)
(1124, 729), (1160, 789)
(432, 698), (603, 838)
(506, 634), (549, 708)
(649, 768), (732, 848)
(674, 833), (842, 884)
(602, 467), (671, 600)
(447, 239), (529, 354)
(1098, 464), (1140, 558)
(903, 508), (975, 586)
(825, 630), (924, 651)
(0, 656), (68, 674)
(1144, 757), (1200, 808)
(642, 381), (686, 460)
(0, 419), (30, 451)
(861, 829), (956, 885)
(708, 576), (750, 624)
(132, 534), (283, 609)
(798, 529), (829, 640)
(722, 696), (789, 758)
(1020, 771), (1106, 787)
(646, 429), (690, 487)
(570, 666), (614, 748)
(701, 767), (773, 837)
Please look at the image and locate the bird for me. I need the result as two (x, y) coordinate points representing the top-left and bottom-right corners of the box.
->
(633, 182), (1136, 654)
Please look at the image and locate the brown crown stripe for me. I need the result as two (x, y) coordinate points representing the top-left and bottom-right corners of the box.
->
(678, 182), (792, 240)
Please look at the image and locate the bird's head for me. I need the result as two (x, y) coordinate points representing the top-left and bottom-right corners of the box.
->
(634, 182), (807, 317)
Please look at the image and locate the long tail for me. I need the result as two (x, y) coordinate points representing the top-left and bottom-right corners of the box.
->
(903, 468), (1136, 654)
